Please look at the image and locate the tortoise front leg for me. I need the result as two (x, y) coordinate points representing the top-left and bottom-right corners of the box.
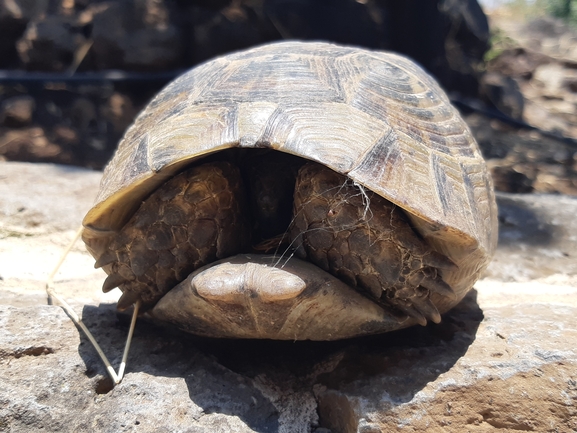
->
(290, 162), (457, 325)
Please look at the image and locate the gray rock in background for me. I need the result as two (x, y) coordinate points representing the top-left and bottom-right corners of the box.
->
(89, 1), (183, 72)
(0, 161), (576, 432)
(0, 0), (49, 68)
(0, 95), (35, 127)
(16, 15), (86, 72)
(488, 192), (577, 281)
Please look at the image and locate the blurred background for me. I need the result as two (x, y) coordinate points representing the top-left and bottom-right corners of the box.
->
(0, 0), (576, 196)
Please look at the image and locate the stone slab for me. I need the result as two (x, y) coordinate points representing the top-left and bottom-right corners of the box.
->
(1, 161), (576, 432)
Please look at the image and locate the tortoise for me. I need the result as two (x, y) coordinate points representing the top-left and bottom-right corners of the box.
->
(82, 41), (498, 341)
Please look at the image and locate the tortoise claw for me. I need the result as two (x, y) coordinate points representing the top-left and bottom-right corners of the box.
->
(393, 295), (441, 326)
(395, 303), (427, 326)
(420, 276), (456, 300)
(94, 252), (116, 269)
(102, 273), (127, 293)
(411, 297), (442, 324)
(117, 290), (140, 311)
(422, 251), (458, 271)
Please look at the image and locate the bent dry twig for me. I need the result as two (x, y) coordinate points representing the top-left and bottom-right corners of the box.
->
(45, 225), (139, 385)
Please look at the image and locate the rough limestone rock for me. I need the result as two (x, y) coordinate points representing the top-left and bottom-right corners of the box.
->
(1, 161), (576, 432)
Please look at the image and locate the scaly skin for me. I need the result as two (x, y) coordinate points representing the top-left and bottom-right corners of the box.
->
(99, 158), (455, 326)
(290, 163), (456, 325)
(100, 161), (250, 310)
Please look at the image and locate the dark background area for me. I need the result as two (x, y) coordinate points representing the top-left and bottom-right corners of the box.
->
(0, 0), (576, 194)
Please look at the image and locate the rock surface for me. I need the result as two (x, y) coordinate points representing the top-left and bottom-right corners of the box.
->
(1, 161), (576, 433)
(462, 11), (577, 197)
(466, 112), (577, 195)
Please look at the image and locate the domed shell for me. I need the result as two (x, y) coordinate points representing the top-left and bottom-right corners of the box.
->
(83, 41), (497, 303)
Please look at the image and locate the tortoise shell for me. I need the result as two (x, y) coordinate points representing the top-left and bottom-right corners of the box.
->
(82, 41), (497, 339)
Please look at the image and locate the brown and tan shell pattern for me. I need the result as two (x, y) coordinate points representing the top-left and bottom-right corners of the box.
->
(82, 41), (497, 337)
